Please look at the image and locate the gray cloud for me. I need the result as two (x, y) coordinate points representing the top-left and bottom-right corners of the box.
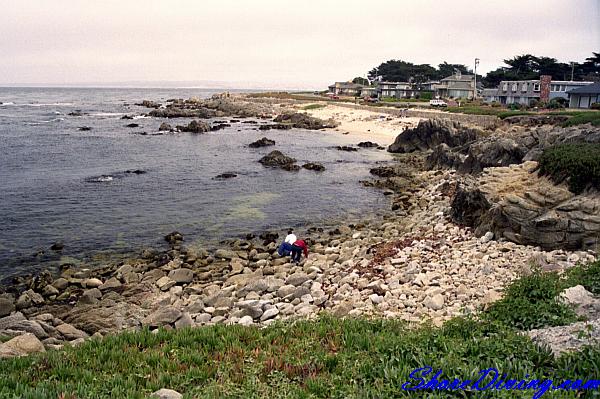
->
(0, 0), (598, 88)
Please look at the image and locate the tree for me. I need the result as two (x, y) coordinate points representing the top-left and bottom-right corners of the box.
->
(352, 77), (369, 85)
(436, 62), (470, 79)
(367, 60), (438, 82)
(581, 52), (600, 81)
(503, 54), (538, 79)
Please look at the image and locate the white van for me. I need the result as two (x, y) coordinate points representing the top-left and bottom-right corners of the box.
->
(429, 99), (448, 107)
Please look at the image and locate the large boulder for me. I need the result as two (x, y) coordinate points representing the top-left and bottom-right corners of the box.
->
(0, 333), (45, 358)
(176, 120), (210, 133)
(388, 119), (479, 153)
(258, 150), (299, 171)
(273, 113), (338, 130)
(249, 137), (275, 148)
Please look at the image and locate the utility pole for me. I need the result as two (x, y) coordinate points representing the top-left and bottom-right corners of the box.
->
(474, 58), (480, 99)
(570, 61), (575, 81)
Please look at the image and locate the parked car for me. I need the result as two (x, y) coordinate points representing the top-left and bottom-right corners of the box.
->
(429, 99), (448, 107)
(327, 93), (339, 100)
(364, 97), (379, 103)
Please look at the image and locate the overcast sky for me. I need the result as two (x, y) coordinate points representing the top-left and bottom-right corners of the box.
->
(1, 0), (598, 89)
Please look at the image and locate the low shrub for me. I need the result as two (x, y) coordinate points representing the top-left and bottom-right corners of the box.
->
(483, 270), (578, 330)
(302, 103), (326, 110)
(591, 102), (600, 110)
(537, 143), (600, 193)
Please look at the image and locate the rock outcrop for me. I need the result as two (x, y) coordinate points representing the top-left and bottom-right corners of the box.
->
(176, 120), (210, 133)
(388, 119), (479, 153)
(450, 162), (600, 250)
(273, 113), (338, 130)
(258, 151), (299, 171)
(249, 137), (275, 148)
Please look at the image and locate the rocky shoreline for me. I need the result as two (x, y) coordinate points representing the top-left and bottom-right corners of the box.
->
(1, 96), (599, 359)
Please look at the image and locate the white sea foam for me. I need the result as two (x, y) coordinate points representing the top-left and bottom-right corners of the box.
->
(0, 102), (15, 106)
(95, 176), (114, 182)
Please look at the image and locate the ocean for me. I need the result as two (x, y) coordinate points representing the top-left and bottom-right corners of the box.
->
(0, 87), (392, 279)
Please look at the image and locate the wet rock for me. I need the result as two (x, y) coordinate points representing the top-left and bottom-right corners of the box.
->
(50, 242), (64, 251)
(248, 137), (275, 148)
(159, 122), (173, 131)
(357, 141), (380, 148)
(302, 162), (325, 171)
(165, 231), (183, 244)
(0, 333), (45, 358)
(210, 123), (231, 131)
(258, 150), (298, 171)
(125, 123), (139, 128)
(214, 172), (237, 179)
(176, 120), (210, 133)
(273, 112), (338, 130)
(336, 146), (358, 152)
(78, 126), (92, 131)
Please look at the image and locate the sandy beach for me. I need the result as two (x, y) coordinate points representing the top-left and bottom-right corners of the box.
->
(293, 103), (422, 146)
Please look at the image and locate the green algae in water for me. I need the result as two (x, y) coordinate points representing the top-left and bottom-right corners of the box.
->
(221, 192), (281, 222)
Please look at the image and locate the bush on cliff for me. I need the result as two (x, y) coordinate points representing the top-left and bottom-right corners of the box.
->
(537, 143), (600, 194)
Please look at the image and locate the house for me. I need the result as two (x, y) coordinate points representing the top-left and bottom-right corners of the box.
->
(328, 82), (364, 96)
(482, 76), (595, 106)
(483, 78), (544, 106)
(549, 81), (596, 100)
(378, 81), (412, 98)
(360, 86), (378, 98)
(436, 72), (476, 99)
(567, 82), (600, 108)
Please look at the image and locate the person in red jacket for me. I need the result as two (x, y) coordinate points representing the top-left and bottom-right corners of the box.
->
(291, 239), (308, 264)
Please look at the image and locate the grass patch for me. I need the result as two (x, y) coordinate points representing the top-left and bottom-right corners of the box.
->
(537, 143), (600, 194)
(2, 316), (599, 398)
(301, 104), (326, 110)
(560, 111), (600, 127)
(446, 106), (533, 118)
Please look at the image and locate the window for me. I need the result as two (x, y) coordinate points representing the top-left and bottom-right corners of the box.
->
(533, 83), (540, 92)
(512, 83), (518, 92)
(502, 83), (508, 91)
(522, 83), (528, 92)
(560, 85), (565, 92)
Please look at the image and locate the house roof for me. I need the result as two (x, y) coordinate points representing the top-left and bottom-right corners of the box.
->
(441, 74), (475, 82)
(329, 82), (364, 89)
(566, 82), (600, 95)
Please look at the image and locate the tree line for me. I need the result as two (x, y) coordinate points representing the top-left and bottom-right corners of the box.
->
(359, 52), (599, 88)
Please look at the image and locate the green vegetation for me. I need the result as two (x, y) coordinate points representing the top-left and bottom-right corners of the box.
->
(1, 259), (598, 398)
(566, 260), (600, 295)
(301, 104), (326, 110)
(483, 270), (579, 330)
(561, 111), (600, 127)
(538, 143), (600, 194)
(446, 106), (533, 118)
(1, 316), (599, 399)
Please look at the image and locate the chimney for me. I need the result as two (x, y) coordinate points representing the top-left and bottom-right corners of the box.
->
(540, 75), (551, 102)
